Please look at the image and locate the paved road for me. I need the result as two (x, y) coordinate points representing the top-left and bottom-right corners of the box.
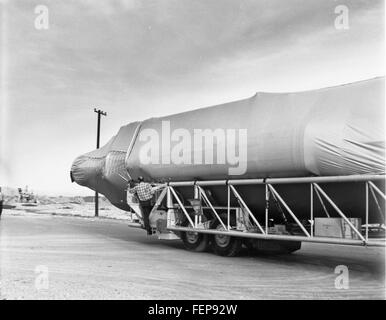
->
(0, 213), (384, 299)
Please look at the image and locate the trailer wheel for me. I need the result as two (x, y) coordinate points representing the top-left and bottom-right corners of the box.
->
(211, 221), (242, 257)
(181, 221), (210, 252)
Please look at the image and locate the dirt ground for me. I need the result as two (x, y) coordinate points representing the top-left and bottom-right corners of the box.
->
(0, 212), (384, 299)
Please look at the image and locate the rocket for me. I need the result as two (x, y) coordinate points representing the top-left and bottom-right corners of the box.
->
(71, 77), (385, 219)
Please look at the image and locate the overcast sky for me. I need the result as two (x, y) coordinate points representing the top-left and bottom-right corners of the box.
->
(0, 0), (384, 196)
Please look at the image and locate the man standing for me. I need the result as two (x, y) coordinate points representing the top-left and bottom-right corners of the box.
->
(128, 177), (155, 235)
(0, 187), (4, 219)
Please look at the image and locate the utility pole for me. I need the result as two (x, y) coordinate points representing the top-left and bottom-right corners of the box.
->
(94, 108), (107, 217)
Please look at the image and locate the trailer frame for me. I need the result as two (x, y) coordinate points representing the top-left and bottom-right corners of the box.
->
(150, 174), (385, 247)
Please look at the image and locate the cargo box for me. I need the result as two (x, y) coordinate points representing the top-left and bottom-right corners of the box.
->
(314, 218), (362, 240)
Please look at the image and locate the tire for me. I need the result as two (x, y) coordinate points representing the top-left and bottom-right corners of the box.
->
(180, 219), (210, 252)
(211, 220), (242, 257)
(249, 239), (301, 255)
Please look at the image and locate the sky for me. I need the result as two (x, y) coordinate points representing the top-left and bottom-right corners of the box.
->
(0, 0), (384, 196)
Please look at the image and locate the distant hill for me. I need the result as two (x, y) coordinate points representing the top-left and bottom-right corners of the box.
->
(0, 186), (108, 205)
(83, 196), (95, 202)
(82, 196), (107, 202)
(0, 187), (19, 197)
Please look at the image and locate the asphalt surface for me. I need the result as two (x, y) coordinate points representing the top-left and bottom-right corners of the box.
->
(0, 213), (385, 299)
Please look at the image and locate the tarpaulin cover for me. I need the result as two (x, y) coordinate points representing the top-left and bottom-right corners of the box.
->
(71, 77), (385, 215)
(126, 77), (385, 181)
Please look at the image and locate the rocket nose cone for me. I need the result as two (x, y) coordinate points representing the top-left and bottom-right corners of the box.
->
(70, 155), (88, 186)
(71, 154), (103, 188)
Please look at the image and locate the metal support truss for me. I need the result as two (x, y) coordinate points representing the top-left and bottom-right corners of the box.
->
(196, 185), (227, 229)
(267, 184), (311, 237)
(312, 183), (365, 242)
(149, 174), (386, 247)
(228, 184), (265, 234)
(168, 186), (194, 227)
